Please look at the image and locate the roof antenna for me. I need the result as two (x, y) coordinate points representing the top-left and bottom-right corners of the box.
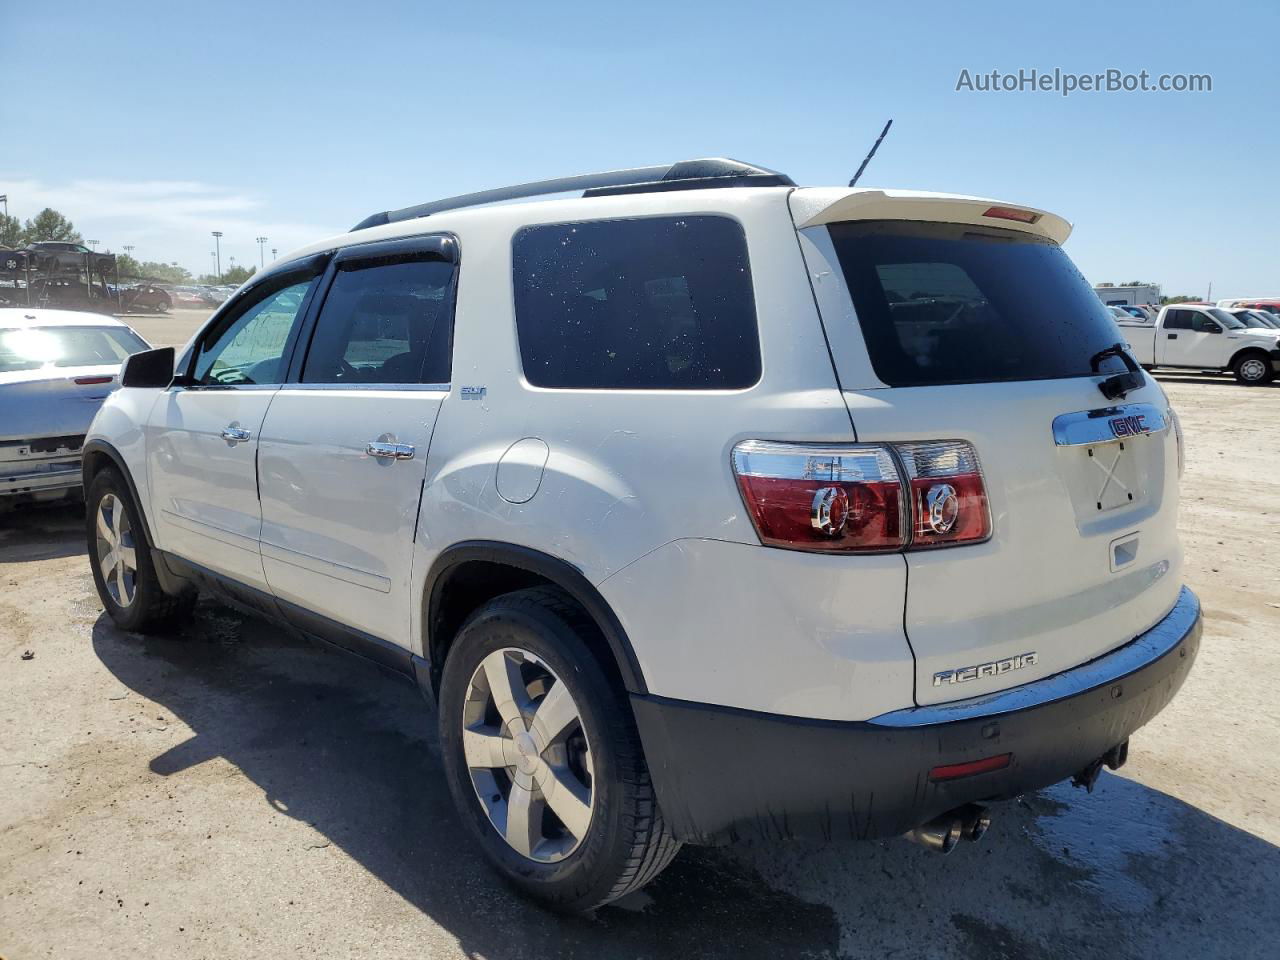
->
(848, 119), (894, 187)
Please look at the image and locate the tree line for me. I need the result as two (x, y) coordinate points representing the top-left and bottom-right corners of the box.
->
(1, 206), (254, 286)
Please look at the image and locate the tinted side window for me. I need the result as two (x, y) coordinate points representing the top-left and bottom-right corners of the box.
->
(1191, 313), (1220, 333)
(302, 257), (454, 385)
(193, 279), (317, 385)
(1163, 310), (1192, 330)
(513, 216), (761, 390)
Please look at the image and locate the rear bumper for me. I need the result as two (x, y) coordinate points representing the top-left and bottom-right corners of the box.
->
(632, 586), (1200, 844)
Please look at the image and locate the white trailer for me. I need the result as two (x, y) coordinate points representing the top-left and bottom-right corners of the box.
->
(1095, 284), (1161, 307)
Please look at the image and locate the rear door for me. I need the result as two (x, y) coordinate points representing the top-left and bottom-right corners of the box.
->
(796, 214), (1183, 705)
(146, 264), (324, 588)
(255, 235), (456, 648)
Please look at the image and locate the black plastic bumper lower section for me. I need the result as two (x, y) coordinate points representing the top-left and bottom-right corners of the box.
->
(632, 589), (1201, 844)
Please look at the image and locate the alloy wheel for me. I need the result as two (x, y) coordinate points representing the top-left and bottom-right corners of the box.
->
(95, 493), (137, 607)
(462, 648), (595, 863)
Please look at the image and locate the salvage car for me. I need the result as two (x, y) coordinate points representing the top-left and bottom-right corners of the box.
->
(122, 283), (172, 314)
(82, 158), (1201, 912)
(23, 241), (116, 276)
(1, 308), (149, 504)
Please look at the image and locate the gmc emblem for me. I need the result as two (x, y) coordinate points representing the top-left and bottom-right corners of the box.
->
(1108, 414), (1148, 438)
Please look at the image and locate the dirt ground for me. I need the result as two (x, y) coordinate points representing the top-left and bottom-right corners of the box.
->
(117, 307), (214, 349)
(2, 372), (1277, 960)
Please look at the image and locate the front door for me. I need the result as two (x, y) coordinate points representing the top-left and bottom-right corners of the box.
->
(146, 269), (322, 588)
(1158, 308), (1225, 367)
(256, 235), (457, 647)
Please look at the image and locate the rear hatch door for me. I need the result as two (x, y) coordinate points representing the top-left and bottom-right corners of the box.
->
(791, 193), (1183, 705)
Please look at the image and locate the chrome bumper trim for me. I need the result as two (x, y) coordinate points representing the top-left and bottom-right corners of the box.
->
(1, 460), (83, 495)
(869, 586), (1199, 728)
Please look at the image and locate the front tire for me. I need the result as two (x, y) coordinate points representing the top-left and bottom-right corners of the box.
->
(438, 587), (680, 912)
(1232, 351), (1274, 385)
(86, 467), (195, 632)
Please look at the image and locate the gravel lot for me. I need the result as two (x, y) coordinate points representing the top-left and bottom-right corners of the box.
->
(2, 372), (1277, 960)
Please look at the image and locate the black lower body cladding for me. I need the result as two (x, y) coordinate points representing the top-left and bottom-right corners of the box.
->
(632, 588), (1201, 844)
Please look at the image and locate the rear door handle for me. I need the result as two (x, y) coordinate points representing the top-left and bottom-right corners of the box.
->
(221, 425), (251, 443)
(367, 440), (415, 461)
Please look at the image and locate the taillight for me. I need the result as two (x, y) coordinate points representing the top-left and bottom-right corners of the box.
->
(731, 439), (989, 553)
(731, 441), (905, 552)
(74, 375), (114, 386)
(896, 441), (991, 548)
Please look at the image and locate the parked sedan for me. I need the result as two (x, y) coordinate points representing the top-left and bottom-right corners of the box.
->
(122, 283), (172, 314)
(170, 286), (208, 307)
(1, 308), (150, 505)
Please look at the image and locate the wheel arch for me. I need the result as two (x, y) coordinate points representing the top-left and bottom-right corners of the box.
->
(1229, 345), (1274, 368)
(82, 439), (154, 543)
(422, 541), (648, 698)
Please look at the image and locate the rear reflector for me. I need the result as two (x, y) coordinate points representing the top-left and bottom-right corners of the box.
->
(982, 205), (1039, 224)
(731, 439), (989, 553)
(73, 376), (114, 385)
(929, 753), (1012, 782)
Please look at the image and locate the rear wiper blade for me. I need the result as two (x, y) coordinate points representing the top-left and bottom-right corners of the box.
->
(1090, 342), (1145, 401)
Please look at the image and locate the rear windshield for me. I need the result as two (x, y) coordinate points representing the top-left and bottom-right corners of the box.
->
(828, 221), (1129, 386)
(0, 325), (148, 373)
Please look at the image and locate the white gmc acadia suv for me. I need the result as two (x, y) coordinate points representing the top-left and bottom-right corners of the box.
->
(82, 158), (1201, 912)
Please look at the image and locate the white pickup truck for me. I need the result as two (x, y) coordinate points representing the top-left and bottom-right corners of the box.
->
(1119, 304), (1280, 385)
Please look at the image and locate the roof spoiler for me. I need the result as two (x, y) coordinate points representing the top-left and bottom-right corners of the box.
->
(791, 189), (1073, 245)
(351, 158), (795, 232)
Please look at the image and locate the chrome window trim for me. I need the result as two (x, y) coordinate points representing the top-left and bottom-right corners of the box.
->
(272, 382), (450, 393)
(869, 586), (1199, 728)
(1051, 402), (1169, 447)
(172, 383), (279, 393)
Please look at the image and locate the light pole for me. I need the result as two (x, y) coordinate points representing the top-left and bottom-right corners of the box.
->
(211, 231), (223, 281)
(271, 248), (277, 260)
(87, 240), (99, 249)
(0, 194), (7, 219)
(256, 236), (268, 269)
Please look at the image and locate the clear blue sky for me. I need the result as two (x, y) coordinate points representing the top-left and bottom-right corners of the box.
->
(2, 0), (1276, 296)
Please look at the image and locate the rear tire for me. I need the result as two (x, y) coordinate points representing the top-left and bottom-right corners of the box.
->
(438, 587), (680, 913)
(86, 467), (195, 633)
(1232, 351), (1274, 385)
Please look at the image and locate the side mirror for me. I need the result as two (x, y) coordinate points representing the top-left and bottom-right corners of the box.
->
(1205, 325), (1222, 334)
(121, 347), (176, 388)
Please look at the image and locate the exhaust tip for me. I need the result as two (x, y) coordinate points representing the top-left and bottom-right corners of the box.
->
(957, 803), (992, 842)
(905, 804), (993, 853)
(905, 815), (964, 854)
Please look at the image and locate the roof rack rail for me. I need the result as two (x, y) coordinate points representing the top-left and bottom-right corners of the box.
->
(350, 157), (795, 232)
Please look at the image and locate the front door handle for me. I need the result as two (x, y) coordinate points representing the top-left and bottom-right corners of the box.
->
(221, 425), (251, 444)
(1167, 333), (1177, 339)
(367, 440), (415, 461)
